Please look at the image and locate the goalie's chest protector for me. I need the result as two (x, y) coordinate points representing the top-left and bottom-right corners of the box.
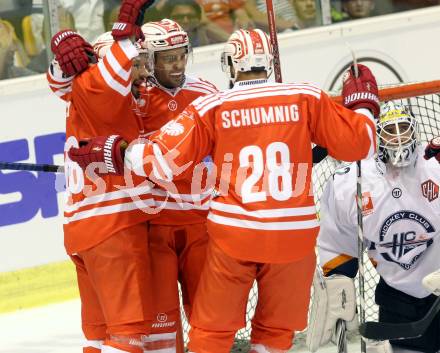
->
(337, 149), (440, 297)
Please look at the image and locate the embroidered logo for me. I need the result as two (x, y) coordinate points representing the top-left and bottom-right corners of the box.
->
(357, 192), (374, 216)
(161, 121), (184, 136)
(421, 179), (439, 202)
(168, 100), (177, 111)
(392, 187), (402, 199)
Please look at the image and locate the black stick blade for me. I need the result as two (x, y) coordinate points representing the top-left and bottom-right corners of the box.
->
(359, 320), (423, 340)
(359, 296), (440, 340)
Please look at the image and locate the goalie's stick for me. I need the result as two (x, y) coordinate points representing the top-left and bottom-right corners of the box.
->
(349, 46), (367, 353)
(0, 162), (64, 173)
(359, 295), (440, 340)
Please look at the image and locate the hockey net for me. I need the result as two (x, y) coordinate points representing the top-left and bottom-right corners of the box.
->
(179, 80), (440, 351)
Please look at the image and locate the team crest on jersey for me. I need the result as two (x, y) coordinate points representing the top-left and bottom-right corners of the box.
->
(356, 192), (374, 216)
(421, 179), (439, 202)
(161, 121), (184, 136)
(376, 211), (435, 270)
(168, 100), (178, 111)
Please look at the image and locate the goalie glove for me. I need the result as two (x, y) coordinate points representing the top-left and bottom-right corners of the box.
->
(424, 137), (440, 163)
(50, 30), (97, 77)
(306, 269), (357, 353)
(111, 0), (156, 41)
(68, 135), (127, 175)
(342, 63), (380, 119)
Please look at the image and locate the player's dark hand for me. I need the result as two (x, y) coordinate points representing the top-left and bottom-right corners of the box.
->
(111, 0), (156, 41)
(50, 30), (97, 77)
(68, 135), (127, 175)
(424, 137), (440, 163)
(342, 64), (380, 119)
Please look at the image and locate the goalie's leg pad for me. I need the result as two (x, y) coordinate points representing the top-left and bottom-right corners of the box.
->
(306, 271), (357, 352)
(375, 278), (440, 353)
(366, 340), (393, 353)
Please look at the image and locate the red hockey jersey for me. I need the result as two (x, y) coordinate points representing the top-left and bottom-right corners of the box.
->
(126, 80), (376, 263)
(47, 39), (156, 254)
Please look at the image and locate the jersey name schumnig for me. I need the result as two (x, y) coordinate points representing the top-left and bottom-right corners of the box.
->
(221, 104), (299, 129)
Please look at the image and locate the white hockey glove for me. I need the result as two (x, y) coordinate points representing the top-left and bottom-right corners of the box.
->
(422, 269), (440, 296)
(306, 269), (357, 353)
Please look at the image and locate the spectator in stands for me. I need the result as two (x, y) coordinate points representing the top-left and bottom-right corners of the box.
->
(58, 0), (105, 42)
(24, 6), (75, 73)
(341, 0), (376, 20)
(245, 0), (299, 32)
(167, 0), (230, 46)
(292, 0), (320, 28)
(0, 18), (35, 80)
(392, 0), (440, 12)
(196, 0), (254, 34)
(0, 0), (33, 43)
(105, 2), (163, 31)
(331, 0), (392, 21)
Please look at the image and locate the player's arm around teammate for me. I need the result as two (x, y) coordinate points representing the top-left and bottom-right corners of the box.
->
(67, 27), (380, 353)
(122, 19), (218, 353)
(47, 1), (163, 353)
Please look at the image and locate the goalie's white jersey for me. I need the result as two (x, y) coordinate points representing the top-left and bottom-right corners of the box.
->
(318, 145), (440, 298)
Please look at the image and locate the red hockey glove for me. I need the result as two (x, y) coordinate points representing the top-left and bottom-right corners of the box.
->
(111, 0), (156, 41)
(342, 64), (380, 119)
(51, 30), (97, 77)
(424, 137), (440, 162)
(68, 135), (127, 175)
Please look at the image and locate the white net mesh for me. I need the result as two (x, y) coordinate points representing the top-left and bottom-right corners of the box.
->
(179, 82), (440, 351)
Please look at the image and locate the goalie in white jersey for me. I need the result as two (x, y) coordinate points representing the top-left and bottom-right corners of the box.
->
(309, 102), (440, 353)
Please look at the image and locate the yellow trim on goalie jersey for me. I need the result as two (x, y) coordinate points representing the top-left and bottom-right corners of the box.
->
(0, 260), (78, 314)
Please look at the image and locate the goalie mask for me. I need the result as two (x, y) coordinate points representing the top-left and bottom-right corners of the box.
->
(377, 101), (419, 167)
(141, 19), (191, 88)
(221, 29), (273, 86)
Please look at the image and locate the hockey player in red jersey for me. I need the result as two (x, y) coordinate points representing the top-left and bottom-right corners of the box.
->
(134, 19), (217, 352)
(47, 1), (159, 352)
(67, 28), (379, 353)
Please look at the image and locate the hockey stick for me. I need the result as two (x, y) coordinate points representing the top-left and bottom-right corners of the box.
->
(349, 46), (367, 353)
(359, 295), (440, 340)
(335, 319), (347, 353)
(0, 162), (64, 173)
(264, 0), (329, 163)
(265, 0), (282, 83)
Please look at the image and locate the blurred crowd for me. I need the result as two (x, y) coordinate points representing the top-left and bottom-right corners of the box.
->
(0, 0), (439, 81)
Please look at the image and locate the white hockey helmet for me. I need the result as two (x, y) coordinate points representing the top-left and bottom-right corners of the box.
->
(93, 31), (113, 59)
(141, 19), (190, 71)
(377, 101), (419, 167)
(93, 31), (147, 59)
(221, 29), (273, 85)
